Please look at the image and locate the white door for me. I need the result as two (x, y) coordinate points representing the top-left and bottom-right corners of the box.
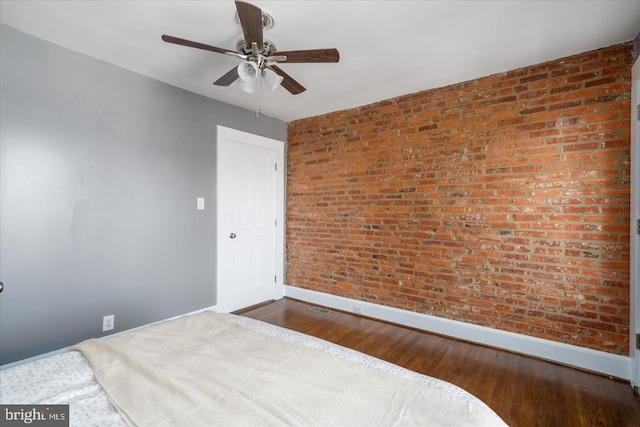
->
(216, 126), (284, 313)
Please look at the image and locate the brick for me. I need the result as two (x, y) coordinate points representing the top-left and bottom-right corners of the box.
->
(286, 42), (632, 356)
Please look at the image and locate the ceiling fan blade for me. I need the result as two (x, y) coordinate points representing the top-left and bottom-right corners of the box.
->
(214, 67), (240, 86)
(235, 1), (263, 47)
(162, 34), (235, 55)
(270, 65), (306, 95)
(272, 48), (340, 63)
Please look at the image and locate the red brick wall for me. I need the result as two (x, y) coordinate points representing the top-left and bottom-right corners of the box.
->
(286, 43), (633, 355)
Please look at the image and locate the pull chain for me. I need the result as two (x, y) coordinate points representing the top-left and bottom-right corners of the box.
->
(255, 72), (263, 118)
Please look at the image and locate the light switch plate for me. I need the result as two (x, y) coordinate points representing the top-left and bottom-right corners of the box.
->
(197, 197), (205, 210)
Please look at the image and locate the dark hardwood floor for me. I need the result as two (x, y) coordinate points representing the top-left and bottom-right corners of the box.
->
(235, 298), (640, 427)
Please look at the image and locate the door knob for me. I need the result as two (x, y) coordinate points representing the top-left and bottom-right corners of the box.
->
(229, 233), (237, 239)
(0, 281), (3, 293)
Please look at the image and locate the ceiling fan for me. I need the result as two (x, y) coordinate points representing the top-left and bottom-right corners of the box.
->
(161, 0), (340, 95)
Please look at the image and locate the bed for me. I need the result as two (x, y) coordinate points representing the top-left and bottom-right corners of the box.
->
(1, 311), (508, 426)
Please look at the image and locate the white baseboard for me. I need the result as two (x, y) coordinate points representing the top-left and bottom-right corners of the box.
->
(284, 285), (631, 380)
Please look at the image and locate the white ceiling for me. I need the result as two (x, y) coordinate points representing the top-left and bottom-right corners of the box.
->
(1, 1), (639, 123)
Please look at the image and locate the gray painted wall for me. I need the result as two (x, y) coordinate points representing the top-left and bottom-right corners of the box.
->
(0, 25), (288, 364)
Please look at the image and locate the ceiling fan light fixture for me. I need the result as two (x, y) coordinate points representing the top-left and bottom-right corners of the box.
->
(237, 60), (259, 82)
(263, 68), (284, 91)
(236, 78), (256, 93)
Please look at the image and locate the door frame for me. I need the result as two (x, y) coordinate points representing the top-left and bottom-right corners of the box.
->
(631, 56), (639, 389)
(215, 125), (285, 313)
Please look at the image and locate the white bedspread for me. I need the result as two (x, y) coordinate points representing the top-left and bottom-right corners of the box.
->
(1, 312), (507, 427)
(71, 312), (506, 427)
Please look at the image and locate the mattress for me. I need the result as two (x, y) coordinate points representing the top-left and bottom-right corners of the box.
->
(1, 313), (507, 426)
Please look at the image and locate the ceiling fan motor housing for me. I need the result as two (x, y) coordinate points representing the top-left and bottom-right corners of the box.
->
(236, 39), (277, 68)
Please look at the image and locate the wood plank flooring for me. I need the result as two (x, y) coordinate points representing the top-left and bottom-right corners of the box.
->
(235, 298), (640, 427)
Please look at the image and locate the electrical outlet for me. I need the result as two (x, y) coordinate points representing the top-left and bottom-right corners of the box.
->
(353, 305), (362, 314)
(103, 314), (114, 332)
